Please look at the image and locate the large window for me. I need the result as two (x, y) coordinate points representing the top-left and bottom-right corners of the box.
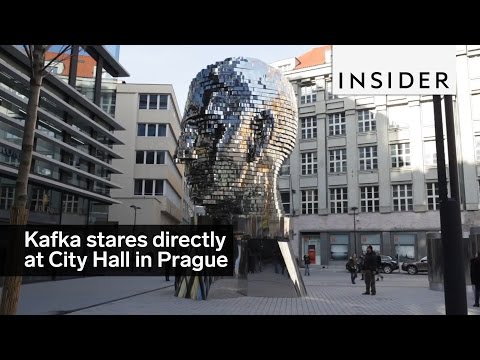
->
(301, 189), (318, 214)
(134, 179), (164, 196)
(280, 191), (290, 214)
(280, 157), (290, 175)
(392, 184), (413, 211)
(393, 234), (416, 261)
(0, 182), (15, 210)
(301, 116), (317, 139)
(139, 94), (168, 110)
(329, 148), (347, 173)
(300, 85), (316, 104)
(330, 187), (348, 214)
(360, 186), (379, 213)
(301, 152), (317, 175)
(136, 151), (166, 164)
(137, 123), (167, 137)
(390, 143), (411, 168)
(427, 182), (439, 210)
(358, 109), (376, 132)
(360, 233), (381, 254)
(424, 141), (437, 166)
(328, 112), (346, 136)
(330, 234), (349, 261)
(30, 187), (50, 213)
(359, 146), (378, 170)
(62, 194), (79, 214)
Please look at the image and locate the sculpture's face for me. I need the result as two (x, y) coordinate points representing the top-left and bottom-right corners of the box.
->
(176, 57), (297, 216)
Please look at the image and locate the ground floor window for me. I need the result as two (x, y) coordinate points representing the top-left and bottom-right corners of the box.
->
(360, 233), (381, 254)
(329, 234), (349, 261)
(302, 233), (321, 265)
(393, 234), (416, 261)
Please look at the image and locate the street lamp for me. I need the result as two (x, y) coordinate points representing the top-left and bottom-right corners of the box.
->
(351, 206), (358, 256)
(130, 205), (141, 231)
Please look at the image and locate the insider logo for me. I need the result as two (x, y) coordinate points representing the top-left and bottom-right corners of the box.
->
(332, 45), (456, 96)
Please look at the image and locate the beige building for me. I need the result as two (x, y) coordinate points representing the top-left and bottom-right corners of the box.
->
(271, 45), (480, 267)
(109, 83), (193, 225)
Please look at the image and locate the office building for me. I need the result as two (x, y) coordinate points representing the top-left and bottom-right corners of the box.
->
(272, 45), (480, 266)
(108, 83), (193, 225)
(0, 45), (128, 225)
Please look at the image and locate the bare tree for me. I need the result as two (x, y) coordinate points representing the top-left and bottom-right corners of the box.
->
(0, 45), (72, 315)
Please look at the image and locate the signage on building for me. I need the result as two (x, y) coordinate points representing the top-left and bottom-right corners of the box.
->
(332, 45), (456, 95)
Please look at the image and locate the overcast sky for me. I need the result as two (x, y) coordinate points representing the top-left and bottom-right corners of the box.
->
(119, 45), (319, 115)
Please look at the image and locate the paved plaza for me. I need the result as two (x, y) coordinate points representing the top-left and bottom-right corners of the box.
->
(6, 268), (480, 315)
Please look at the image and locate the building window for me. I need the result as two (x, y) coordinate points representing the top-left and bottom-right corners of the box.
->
(392, 184), (413, 211)
(139, 94), (168, 110)
(301, 152), (317, 175)
(475, 136), (480, 162)
(300, 84), (316, 104)
(358, 109), (376, 132)
(330, 234), (349, 261)
(137, 124), (167, 137)
(280, 191), (290, 214)
(360, 186), (379, 213)
(427, 182), (440, 210)
(329, 148), (347, 173)
(390, 143), (411, 168)
(328, 113), (346, 136)
(359, 146), (378, 170)
(30, 188), (50, 213)
(135, 151), (166, 164)
(360, 233), (381, 254)
(0, 184), (15, 210)
(280, 157), (290, 175)
(330, 187), (348, 214)
(393, 234), (416, 261)
(62, 194), (78, 214)
(301, 116), (317, 139)
(301, 189), (318, 214)
(325, 81), (338, 101)
(424, 141), (437, 166)
(134, 179), (164, 196)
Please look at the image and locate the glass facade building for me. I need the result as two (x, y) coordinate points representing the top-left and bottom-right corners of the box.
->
(0, 45), (129, 225)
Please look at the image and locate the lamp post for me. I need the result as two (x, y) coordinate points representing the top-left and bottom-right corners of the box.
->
(130, 205), (141, 232)
(351, 206), (358, 256)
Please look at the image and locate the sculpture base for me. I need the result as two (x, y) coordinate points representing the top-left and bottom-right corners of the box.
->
(175, 214), (307, 299)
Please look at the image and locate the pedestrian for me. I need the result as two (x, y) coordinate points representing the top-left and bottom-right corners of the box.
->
(347, 256), (357, 284)
(303, 254), (311, 276)
(362, 245), (377, 295)
(357, 255), (364, 280)
(470, 251), (480, 307)
(376, 253), (384, 281)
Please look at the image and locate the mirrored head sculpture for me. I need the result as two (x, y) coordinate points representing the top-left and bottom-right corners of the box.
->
(176, 57), (298, 217)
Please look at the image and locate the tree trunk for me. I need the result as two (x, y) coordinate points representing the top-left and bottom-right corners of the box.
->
(0, 45), (45, 315)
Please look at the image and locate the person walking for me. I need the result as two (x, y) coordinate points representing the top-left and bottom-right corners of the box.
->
(303, 254), (311, 276)
(347, 256), (357, 284)
(376, 253), (384, 281)
(357, 255), (364, 280)
(362, 245), (377, 295)
(470, 251), (480, 307)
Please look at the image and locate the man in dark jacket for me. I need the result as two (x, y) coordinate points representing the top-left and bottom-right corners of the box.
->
(363, 245), (377, 295)
(470, 251), (480, 307)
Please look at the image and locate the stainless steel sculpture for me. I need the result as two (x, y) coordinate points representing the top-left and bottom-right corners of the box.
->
(175, 57), (306, 299)
(176, 57), (298, 217)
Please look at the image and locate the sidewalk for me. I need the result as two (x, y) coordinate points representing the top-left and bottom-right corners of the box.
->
(72, 270), (480, 315)
(5, 270), (479, 315)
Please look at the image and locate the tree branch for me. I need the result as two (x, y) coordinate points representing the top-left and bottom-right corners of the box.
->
(42, 45), (73, 72)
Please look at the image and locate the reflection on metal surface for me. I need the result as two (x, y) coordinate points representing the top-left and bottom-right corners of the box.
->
(176, 57), (297, 217)
(175, 57), (305, 299)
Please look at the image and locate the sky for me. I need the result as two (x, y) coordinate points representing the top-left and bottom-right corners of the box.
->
(119, 45), (319, 115)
